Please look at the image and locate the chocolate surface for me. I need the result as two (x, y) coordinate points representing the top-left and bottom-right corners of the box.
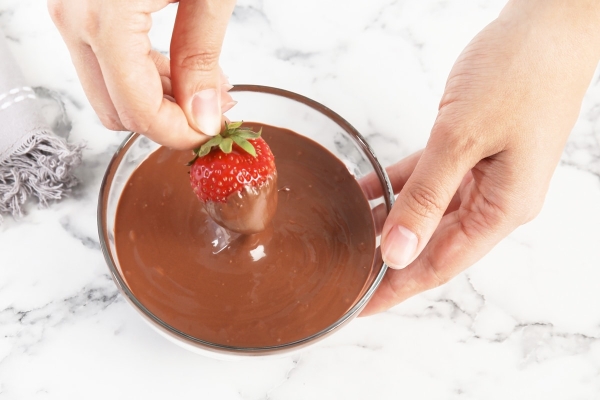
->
(114, 124), (376, 347)
(204, 173), (278, 235)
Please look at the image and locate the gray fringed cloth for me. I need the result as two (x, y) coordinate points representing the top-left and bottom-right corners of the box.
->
(0, 30), (82, 222)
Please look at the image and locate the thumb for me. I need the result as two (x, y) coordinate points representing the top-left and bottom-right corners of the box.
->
(381, 133), (474, 270)
(170, 0), (236, 136)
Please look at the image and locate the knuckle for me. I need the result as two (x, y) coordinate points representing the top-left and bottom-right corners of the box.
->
(118, 110), (151, 133)
(431, 118), (482, 159)
(80, 7), (104, 42)
(426, 266), (450, 288)
(525, 207), (542, 223)
(47, 0), (65, 26)
(95, 13), (150, 42)
(461, 209), (501, 239)
(82, 15), (100, 41)
(98, 114), (124, 131)
(460, 195), (508, 239)
(385, 247), (454, 300)
(404, 183), (445, 220)
(518, 198), (544, 224)
(423, 252), (450, 288)
(176, 51), (220, 73)
(151, 50), (171, 74)
(48, 0), (102, 41)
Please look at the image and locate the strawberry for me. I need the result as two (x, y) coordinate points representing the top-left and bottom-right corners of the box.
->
(189, 121), (278, 234)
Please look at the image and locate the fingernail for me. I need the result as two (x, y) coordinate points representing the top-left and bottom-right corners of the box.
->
(221, 90), (234, 105)
(382, 225), (418, 269)
(192, 89), (221, 136)
(222, 100), (237, 113)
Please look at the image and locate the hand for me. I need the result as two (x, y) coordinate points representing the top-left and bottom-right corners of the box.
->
(362, 0), (600, 315)
(48, 0), (236, 150)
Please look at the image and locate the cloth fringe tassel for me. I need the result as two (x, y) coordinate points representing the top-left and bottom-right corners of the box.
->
(0, 132), (83, 223)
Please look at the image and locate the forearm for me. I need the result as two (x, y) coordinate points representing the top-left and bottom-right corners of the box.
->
(502, 0), (600, 54)
(490, 0), (600, 112)
(504, 0), (600, 23)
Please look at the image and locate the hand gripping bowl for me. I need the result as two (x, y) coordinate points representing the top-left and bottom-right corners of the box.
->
(98, 85), (394, 359)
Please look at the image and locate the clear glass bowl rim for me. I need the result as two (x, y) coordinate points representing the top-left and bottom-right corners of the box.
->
(98, 84), (395, 356)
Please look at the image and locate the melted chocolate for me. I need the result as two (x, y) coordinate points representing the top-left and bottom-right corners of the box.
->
(115, 124), (376, 347)
(204, 173), (278, 235)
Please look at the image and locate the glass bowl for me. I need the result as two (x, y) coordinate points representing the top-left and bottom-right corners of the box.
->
(98, 85), (394, 358)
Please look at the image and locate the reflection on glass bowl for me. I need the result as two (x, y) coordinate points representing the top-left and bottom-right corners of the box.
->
(98, 85), (394, 359)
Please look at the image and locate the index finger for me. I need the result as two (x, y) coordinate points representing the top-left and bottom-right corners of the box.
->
(93, 5), (206, 150)
(359, 150), (423, 200)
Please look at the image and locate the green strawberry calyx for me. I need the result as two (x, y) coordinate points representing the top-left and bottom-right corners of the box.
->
(187, 121), (263, 166)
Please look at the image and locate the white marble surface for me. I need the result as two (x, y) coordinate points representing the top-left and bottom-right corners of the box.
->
(1, 0), (600, 398)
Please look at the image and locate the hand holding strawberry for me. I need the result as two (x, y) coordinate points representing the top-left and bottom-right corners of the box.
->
(189, 122), (278, 235)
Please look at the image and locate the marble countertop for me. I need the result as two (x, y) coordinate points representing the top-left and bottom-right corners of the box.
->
(1, 0), (600, 398)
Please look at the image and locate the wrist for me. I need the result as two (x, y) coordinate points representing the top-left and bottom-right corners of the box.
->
(501, 0), (600, 47)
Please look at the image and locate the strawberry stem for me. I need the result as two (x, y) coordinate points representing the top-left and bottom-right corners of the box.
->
(187, 121), (262, 165)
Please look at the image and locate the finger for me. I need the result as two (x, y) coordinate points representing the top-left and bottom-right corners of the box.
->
(152, 50), (176, 99)
(359, 150), (423, 200)
(93, 10), (207, 150)
(370, 183), (463, 238)
(360, 148), (464, 237)
(380, 130), (477, 270)
(371, 203), (388, 236)
(69, 42), (124, 130)
(170, 0), (236, 136)
(362, 178), (513, 316)
(220, 69), (236, 112)
(153, 51), (234, 110)
(150, 49), (171, 77)
(446, 171), (474, 215)
(47, 0), (122, 129)
(161, 76), (174, 99)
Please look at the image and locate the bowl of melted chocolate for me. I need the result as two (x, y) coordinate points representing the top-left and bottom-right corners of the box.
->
(99, 85), (394, 358)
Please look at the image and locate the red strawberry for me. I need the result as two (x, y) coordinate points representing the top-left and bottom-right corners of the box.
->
(189, 121), (278, 234)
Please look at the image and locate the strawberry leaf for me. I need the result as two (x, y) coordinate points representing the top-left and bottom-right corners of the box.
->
(189, 122), (262, 163)
(197, 146), (211, 157)
(185, 154), (198, 166)
(197, 135), (222, 157)
(231, 136), (257, 157)
(226, 121), (244, 130)
(219, 137), (233, 153)
(233, 129), (261, 139)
